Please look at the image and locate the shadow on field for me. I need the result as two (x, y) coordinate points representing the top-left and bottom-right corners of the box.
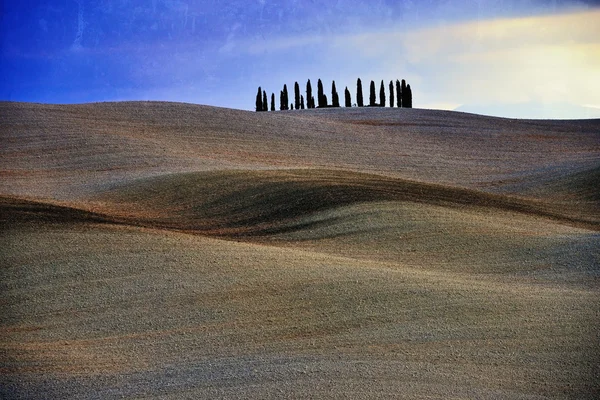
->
(3, 168), (598, 237)
(88, 169), (599, 237)
(0, 197), (113, 229)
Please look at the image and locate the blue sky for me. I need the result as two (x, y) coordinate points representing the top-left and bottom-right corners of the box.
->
(1, 0), (599, 118)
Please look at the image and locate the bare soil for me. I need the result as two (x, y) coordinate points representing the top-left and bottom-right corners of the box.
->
(1, 102), (599, 399)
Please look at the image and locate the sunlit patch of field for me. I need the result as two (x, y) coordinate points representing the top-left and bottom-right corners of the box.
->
(2, 217), (598, 398)
(1, 102), (599, 398)
(266, 200), (599, 279)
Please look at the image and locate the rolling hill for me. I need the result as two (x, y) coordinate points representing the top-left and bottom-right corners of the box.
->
(1, 102), (599, 399)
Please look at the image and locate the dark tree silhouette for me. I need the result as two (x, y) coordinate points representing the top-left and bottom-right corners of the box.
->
(283, 84), (289, 110)
(344, 86), (351, 107)
(306, 79), (313, 109)
(331, 81), (340, 107)
(357, 78), (364, 107)
(369, 80), (376, 106)
(294, 82), (300, 110)
(317, 79), (325, 108)
(256, 86), (263, 112)
(257, 78), (413, 111)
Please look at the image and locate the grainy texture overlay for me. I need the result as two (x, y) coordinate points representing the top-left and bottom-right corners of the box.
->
(1, 102), (599, 399)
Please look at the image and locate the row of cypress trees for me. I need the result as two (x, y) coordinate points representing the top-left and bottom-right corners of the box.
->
(256, 78), (412, 112)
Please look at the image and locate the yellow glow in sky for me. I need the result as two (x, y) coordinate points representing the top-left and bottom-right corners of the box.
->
(399, 10), (600, 110)
(236, 9), (600, 117)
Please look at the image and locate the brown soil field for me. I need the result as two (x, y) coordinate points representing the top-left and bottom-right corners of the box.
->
(1, 101), (599, 399)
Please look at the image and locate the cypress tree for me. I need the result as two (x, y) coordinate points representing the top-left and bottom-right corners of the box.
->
(317, 79), (324, 108)
(301, 95), (305, 110)
(306, 79), (313, 109)
(280, 90), (284, 110)
(396, 80), (402, 108)
(323, 94), (328, 107)
(406, 84), (413, 108)
(294, 82), (300, 110)
(369, 80), (376, 106)
(311, 96), (315, 109)
(256, 86), (263, 112)
(379, 80), (386, 107)
(401, 79), (407, 108)
(291, 104), (294, 110)
(271, 93), (275, 111)
(357, 78), (364, 107)
(389, 81), (394, 108)
(283, 84), (289, 110)
(262, 90), (268, 111)
(344, 87), (351, 107)
(331, 81), (340, 107)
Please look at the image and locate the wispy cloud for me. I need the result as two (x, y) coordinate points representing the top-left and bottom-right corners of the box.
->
(233, 9), (600, 115)
(221, 34), (327, 56)
(342, 9), (600, 107)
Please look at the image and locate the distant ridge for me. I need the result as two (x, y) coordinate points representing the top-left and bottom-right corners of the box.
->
(1, 101), (598, 219)
(456, 102), (600, 120)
